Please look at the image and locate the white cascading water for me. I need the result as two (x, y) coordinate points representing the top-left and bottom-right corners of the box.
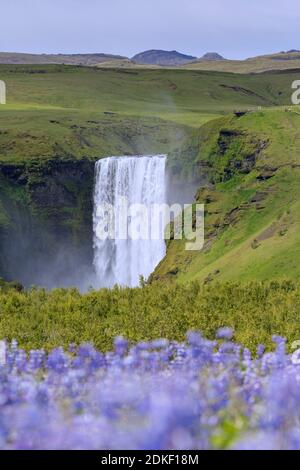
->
(93, 155), (167, 287)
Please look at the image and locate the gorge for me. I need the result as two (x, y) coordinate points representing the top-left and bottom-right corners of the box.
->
(0, 154), (177, 290)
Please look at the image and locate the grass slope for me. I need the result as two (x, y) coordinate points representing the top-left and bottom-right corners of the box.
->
(0, 64), (298, 164)
(154, 107), (300, 283)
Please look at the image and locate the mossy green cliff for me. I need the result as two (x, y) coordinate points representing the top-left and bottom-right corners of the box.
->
(153, 107), (300, 283)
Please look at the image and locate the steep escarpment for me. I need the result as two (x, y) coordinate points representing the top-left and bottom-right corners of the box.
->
(153, 107), (300, 283)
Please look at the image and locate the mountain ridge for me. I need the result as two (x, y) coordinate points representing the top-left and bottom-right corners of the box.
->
(0, 49), (300, 73)
(0, 51), (126, 66)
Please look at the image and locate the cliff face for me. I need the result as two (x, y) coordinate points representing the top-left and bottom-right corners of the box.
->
(0, 157), (97, 288)
(152, 108), (300, 284)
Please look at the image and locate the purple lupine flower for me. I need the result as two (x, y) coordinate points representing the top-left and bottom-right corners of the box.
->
(216, 327), (234, 340)
(0, 330), (299, 450)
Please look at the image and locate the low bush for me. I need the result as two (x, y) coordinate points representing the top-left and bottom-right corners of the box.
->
(0, 280), (299, 352)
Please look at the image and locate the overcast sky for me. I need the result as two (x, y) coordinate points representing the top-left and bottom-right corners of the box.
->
(0, 0), (299, 59)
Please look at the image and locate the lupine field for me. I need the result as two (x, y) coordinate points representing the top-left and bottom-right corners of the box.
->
(1, 327), (300, 450)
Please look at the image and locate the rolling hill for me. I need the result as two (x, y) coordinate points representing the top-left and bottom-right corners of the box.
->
(0, 52), (127, 66)
(1, 49), (300, 73)
(182, 51), (300, 73)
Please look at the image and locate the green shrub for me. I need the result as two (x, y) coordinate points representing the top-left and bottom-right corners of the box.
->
(0, 280), (299, 353)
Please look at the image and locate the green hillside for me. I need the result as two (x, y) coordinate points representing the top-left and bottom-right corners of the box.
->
(0, 63), (298, 164)
(153, 107), (300, 283)
(0, 65), (297, 173)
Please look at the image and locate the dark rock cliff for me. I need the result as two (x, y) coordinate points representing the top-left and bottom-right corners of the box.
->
(0, 157), (97, 288)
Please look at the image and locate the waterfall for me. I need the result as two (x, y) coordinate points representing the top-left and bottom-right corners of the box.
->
(93, 155), (167, 287)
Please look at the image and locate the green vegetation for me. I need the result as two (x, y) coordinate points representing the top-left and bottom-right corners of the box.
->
(0, 277), (23, 292)
(154, 106), (300, 284)
(0, 63), (298, 163)
(0, 280), (299, 353)
(0, 64), (298, 180)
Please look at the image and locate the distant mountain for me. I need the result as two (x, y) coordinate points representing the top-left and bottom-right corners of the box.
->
(0, 52), (127, 66)
(199, 52), (226, 61)
(1, 49), (299, 72)
(131, 50), (197, 66)
(270, 50), (300, 61)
